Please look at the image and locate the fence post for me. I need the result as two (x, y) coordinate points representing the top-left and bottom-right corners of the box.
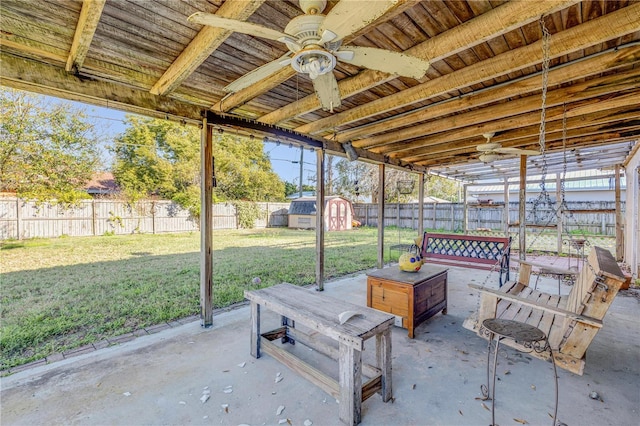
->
(16, 198), (21, 240)
(265, 202), (269, 228)
(92, 199), (97, 236)
(450, 204), (455, 232)
(151, 201), (156, 234)
(432, 203), (437, 229)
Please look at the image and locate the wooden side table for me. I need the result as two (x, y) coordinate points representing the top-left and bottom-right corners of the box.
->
(366, 266), (448, 338)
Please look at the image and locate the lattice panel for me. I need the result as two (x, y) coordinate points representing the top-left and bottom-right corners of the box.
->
(425, 237), (507, 260)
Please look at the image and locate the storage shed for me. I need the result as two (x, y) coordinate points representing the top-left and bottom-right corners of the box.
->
(288, 196), (353, 231)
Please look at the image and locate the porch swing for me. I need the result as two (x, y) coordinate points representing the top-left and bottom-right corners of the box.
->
(462, 21), (627, 376)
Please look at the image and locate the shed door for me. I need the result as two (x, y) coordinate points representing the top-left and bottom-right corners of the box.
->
(328, 200), (349, 231)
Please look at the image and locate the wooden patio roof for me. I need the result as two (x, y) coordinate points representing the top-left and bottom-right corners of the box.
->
(1, 0), (639, 182)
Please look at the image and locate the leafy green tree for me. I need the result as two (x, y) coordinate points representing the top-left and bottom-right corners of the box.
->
(112, 118), (285, 218)
(284, 181), (315, 197)
(112, 116), (199, 211)
(214, 133), (285, 202)
(332, 158), (459, 202)
(0, 89), (102, 204)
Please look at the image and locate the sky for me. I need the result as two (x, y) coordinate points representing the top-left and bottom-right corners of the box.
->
(69, 100), (316, 185)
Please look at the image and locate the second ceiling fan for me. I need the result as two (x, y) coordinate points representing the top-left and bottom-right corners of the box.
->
(189, 0), (430, 112)
(477, 132), (540, 163)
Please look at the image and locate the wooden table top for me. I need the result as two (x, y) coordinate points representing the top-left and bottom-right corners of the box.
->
(245, 283), (394, 350)
(366, 265), (449, 285)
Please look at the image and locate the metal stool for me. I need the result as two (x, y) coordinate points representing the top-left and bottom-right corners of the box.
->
(480, 318), (558, 426)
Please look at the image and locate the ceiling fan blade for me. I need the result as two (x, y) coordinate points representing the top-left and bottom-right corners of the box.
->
(188, 12), (288, 41)
(319, 0), (399, 43)
(224, 56), (290, 93)
(495, 147), (540, 156)
(337, 46), (429, 79)
(312, 72), (341, 112)
(477, 142), (502, 152)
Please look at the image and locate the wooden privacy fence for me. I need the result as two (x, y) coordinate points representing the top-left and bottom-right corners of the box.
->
(0, 198), (289, 240)
(353, 201), (624, 236)
(0, 198), (622, 241)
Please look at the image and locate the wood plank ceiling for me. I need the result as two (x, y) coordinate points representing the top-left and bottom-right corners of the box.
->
(1, 0), (639, 182)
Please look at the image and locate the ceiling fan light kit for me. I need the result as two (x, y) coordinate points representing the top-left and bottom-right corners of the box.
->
(188, 0), (429, 112)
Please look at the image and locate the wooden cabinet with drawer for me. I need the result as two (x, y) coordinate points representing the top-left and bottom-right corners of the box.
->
(366, 266), (448, 338)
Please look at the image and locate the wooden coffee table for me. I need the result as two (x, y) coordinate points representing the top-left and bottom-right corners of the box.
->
(366, 265), (448, 338)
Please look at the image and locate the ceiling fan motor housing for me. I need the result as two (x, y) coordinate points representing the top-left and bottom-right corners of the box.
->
(299, 0), (327, 15)
(285, 14), (338, 80)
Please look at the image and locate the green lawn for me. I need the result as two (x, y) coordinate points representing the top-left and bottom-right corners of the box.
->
(1, 227), (418, 369)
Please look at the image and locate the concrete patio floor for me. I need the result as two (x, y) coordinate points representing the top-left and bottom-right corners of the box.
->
(2, 265), (639, 426)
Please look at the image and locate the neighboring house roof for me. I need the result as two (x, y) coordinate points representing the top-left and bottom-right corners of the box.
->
(406, 196), (451, 203)
(85, 172), (119, 195)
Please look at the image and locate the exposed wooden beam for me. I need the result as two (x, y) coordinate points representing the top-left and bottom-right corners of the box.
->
(214, 0), (421, 113)
(343, 44), (640, 143)
(377, 92), (640, 158)
(357, 68), (640, 150)
(293, 3), (640, 135)
(66, 0), (106, 73)
(259, 0), (579, 126)
(416, 134), (640, 168)
(1, 52), (204, 122)
(1, 39), (67, 65)
(150, 0), (266, 96)
(212, 67), (295, 112)
(402, 113), (640, 164)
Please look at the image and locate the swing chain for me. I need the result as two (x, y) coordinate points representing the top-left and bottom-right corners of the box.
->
(531, 17), (554, 225)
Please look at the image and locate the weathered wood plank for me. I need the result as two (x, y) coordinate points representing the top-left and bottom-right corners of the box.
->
(244, 284), (394, 350)
(355, 69), (640, 150)
(467, 284), (603, 327)
(66, 0), (106, 72)
(339, 343), (362, 426)
(150, 0), (266, 95)
(261, 336), (340, 399)
(339, 44), (640, 143)
(291, 3), (640, 134)
(260, 0), (580, 125)
(0, 51), (204, 121)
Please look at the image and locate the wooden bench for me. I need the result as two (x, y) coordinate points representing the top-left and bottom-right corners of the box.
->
(463, 246), (626, 375)
(420, 232), (511, 286)
(244, 283), (395, 426)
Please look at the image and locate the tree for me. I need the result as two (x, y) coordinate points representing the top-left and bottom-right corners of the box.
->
(0, 89), (102, 204)
(214, 133), (285, 202)
(284, 181), (315, 197)
(332, 158), (460, 202)
(112, 118), (285, 218)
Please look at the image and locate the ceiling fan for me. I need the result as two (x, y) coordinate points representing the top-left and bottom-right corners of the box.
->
(477, 132), (540, 163)
(188, 0), (430, 112)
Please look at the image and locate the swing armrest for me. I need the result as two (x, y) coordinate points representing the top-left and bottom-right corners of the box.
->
(468, 283), (603, 328)
(512, 259), (578, 276)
